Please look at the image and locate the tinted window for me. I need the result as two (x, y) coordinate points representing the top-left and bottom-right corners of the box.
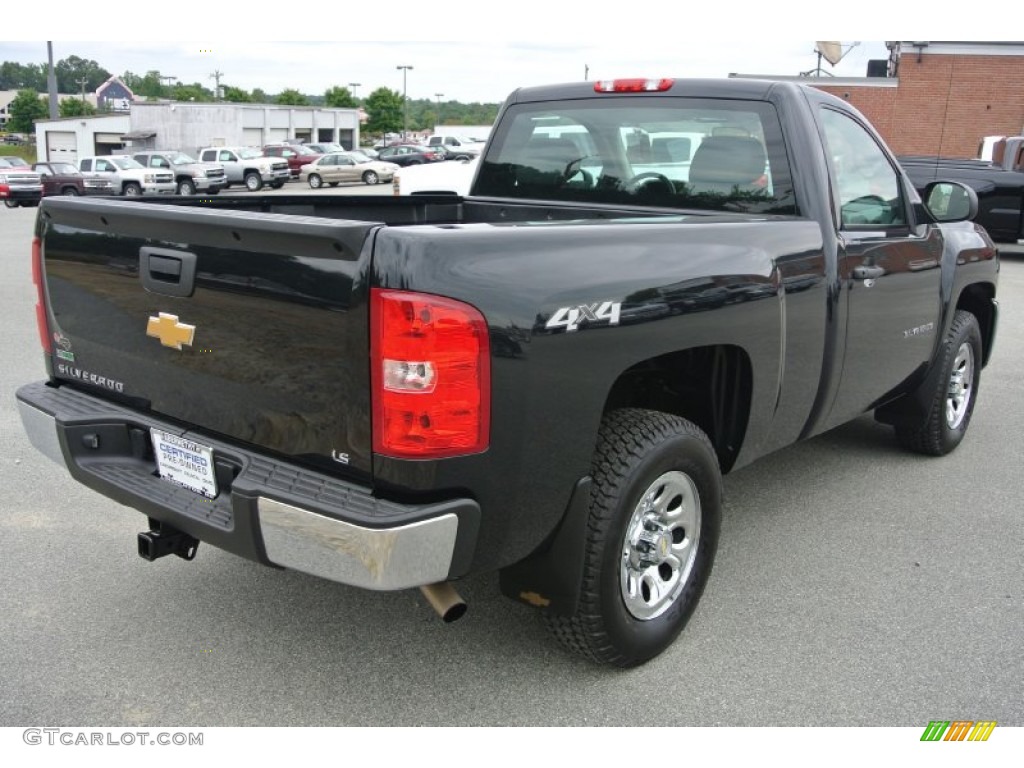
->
(820, 108), (906, 228)
(475, 97), (797, 214)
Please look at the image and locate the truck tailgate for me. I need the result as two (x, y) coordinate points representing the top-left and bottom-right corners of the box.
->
(37, 198), (375, 478)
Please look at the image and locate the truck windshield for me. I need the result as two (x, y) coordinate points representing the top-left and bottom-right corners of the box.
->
(475, 97), (797, 214)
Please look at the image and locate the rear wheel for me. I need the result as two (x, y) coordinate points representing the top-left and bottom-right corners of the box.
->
(308, 174), (323, 189)
(545, 409), (721, 667)
(4, 200), (20, 208)
(270, 181), (285, 189)
(244, 172), (263, 192)
(362, 170), (379, 185)
(895, 310), (982, 455)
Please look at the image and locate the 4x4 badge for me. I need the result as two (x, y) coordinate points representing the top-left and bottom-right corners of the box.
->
(146, 313), (196, 350)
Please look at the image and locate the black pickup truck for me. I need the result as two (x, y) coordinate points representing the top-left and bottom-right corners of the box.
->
(899, 142), (1024, 244)
(16, 78), (999, 667)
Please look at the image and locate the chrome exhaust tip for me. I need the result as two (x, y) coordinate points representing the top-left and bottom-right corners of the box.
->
(419, 582), (467, 623)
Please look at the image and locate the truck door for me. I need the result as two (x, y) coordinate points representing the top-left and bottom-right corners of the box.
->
(819, 107), (943, 427)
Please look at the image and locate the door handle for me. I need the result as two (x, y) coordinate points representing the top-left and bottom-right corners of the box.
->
(140, 247), (197, 298)
(852, 265), (886, 280)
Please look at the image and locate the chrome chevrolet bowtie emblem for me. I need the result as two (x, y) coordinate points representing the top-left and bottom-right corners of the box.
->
(146, 312), (195, 350)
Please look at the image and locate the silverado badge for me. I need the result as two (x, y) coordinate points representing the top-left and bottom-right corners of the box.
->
(146, 313), (196, 350)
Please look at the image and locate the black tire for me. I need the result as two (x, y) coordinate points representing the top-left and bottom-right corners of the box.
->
(177, 178), (196, 196)
(270, 181), (285, 189)
(61, 186), (80, 196)
(123, 182), (142, 197)
(895, 310), (982, 455)
(362, 170), (379, 185)
(4, 200), (20, 208)
(244, 172), (263, 192)
(308, 174), (323, 189)
(545, 409), (722, 667)
(328, 182), (339, 187)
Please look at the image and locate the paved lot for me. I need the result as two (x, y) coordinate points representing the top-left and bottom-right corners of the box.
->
(1, 198), (1021, 727)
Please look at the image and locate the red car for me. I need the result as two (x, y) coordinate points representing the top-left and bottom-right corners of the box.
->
(261, 144), (323, 179)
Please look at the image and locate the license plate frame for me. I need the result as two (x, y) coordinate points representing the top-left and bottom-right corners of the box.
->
(151, 428), (218, 499)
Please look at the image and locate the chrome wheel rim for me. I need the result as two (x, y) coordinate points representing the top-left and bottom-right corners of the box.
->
(620, 470), (701, 620)
(946, 342), (974, 430)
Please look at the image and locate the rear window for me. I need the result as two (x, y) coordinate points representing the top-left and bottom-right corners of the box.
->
(475, 96), (797, 214)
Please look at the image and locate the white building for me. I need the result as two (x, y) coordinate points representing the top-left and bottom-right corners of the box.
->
(33, 101), (362, 164)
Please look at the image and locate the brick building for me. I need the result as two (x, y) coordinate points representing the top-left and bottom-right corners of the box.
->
(736, 41), (1024, 159)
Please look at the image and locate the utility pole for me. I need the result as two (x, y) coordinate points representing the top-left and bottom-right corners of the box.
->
(435, 93), (443, 125)
(210, 70), (224, 100)
(46, 42), (58, 119)
(348, 82), (361, 101)
(584, 64), (589, 80)
(76, 77), (88, 104)
(396, 65), (413, 141)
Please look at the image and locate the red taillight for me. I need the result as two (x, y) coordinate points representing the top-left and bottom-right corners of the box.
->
(371, 288), (490, 459)
(594, 78), (674, 93)
(32, 236), (52, 354)
(0, 183), (10, 198)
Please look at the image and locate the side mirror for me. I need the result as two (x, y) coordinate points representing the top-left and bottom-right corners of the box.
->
(923, 180), (978, 223)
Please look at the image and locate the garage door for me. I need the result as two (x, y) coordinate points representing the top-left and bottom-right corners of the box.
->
(242, 128), (263, 147)
(265, 128), (288, 144)
(47, 131), (78, 164)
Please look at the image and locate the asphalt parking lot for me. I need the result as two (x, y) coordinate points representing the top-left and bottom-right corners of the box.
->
(0, 197), (1022, 727)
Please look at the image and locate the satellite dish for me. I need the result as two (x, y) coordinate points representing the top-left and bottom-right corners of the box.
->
(802, 41), (861, 77)
(816, 41), (843, 67)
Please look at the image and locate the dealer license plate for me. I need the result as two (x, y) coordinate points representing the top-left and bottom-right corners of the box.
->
(151, 429), (218, 499)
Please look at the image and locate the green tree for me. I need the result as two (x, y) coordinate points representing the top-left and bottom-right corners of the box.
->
(171, 83), (213, 102)
(221, 85), (251, 103)
(58, 97), (96, 118)
(364, 87), (403, 139)
(8, 89), (48, 133)
(324, 85), (357, 108)
(134, 70), (166, 99)
(55, 56), (110, 93)
(251, 88), (268, 103)
(0, 61), (47, 91)
(276, 88), (309, 106)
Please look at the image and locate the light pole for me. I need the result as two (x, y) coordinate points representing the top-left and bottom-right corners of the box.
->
(435, 92), (443, 125)
(396, 65), (413, 141)
(348, 82), (361, 101)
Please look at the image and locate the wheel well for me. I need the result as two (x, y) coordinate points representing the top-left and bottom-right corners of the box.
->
(956, 283), (996, 365)
(602, 345), (752, 472)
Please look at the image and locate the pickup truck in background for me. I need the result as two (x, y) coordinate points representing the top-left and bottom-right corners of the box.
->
(131, 151), (228, 196)
(77, 156), (176, 197)
(196, 147), (290, 191)
(17, 78), (998, 667)
(0, 157), (43, 207)
(899, 139), (1024, 243)
(425, 135), (486, 159)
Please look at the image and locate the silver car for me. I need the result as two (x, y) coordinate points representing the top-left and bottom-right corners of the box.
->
(300, 153), (400, 188)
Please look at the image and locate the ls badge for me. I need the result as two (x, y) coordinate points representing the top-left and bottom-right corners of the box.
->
(147, 312), (196, 350)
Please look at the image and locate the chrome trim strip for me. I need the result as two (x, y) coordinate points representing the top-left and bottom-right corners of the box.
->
(16, 400), (65, 467)
(258, 497), (458, 591)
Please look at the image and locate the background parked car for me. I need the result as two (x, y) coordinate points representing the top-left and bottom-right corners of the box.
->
(0, 157), (43, 207)
(392, 157), (478, 196)
(262, 144), (323, 179)
(77, 156), (176, 196)
(197, 147), (290, 191)
(132, 150), (227, 195)
(375, 145), (446, 167)
(299, 152), (400, 188)
(31, 161), (86, 196)
(304, 142), (348, 155)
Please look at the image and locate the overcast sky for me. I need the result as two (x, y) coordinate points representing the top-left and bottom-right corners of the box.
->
(2, 4), (1006, 104)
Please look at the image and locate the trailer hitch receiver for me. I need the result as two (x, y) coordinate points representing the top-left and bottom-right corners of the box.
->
(137, 518), (200, 561)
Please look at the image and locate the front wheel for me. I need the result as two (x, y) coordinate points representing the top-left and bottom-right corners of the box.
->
(123, 182), (142, 196)
(177, 179), (196, 196)
(362, 170), (379, 185)
(545, 409), (721, 667)
(895, 310), (982, 455)
(244, 172), (263, 192)
(62, 187), (80, 196)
